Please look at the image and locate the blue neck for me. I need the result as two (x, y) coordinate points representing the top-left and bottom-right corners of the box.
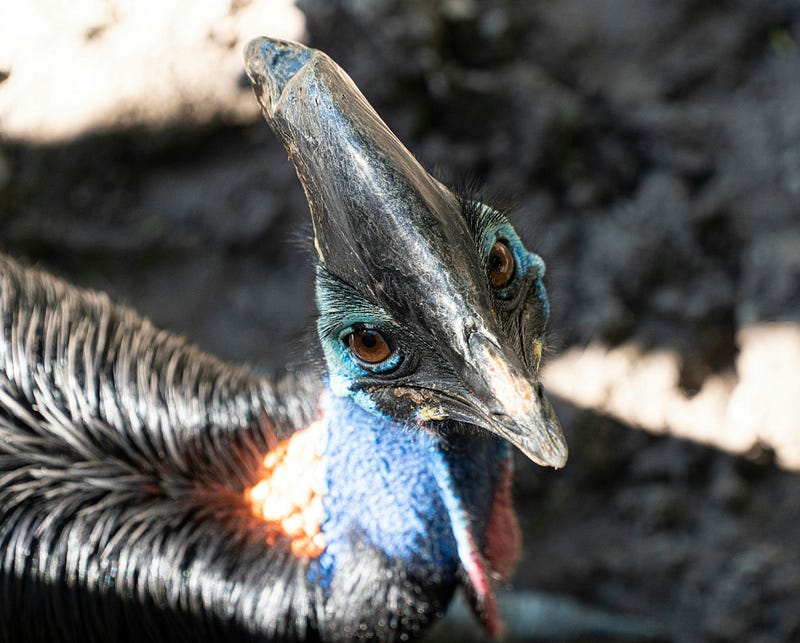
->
(315, 390), (506, 587)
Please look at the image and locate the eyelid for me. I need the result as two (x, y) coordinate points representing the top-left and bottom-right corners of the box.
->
(338, 321), (379, 343)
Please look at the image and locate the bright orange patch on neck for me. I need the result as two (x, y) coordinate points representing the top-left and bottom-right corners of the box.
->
(245, 419), (326, 558)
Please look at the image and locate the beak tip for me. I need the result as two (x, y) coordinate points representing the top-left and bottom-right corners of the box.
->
(529, 441), (568, 469)
(243, 36), (265, 65)
(243, 37), (313, 115)
(242, 37), (268, 84)
(550, 446), (569, 469)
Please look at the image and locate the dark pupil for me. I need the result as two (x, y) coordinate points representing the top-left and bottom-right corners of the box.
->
(361, 332), (378, 348)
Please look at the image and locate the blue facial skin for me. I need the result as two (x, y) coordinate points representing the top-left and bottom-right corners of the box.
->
(312, 391), (505, 588)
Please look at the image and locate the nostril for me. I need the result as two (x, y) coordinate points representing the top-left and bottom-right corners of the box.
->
(536, 382), (545, 399)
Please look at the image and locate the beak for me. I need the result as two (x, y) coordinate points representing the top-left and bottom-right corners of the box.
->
(434, 331), (568, 469)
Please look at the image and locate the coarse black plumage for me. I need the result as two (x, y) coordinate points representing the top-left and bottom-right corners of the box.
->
(0, 38), (569, 642)
(0, 255), (459, 641)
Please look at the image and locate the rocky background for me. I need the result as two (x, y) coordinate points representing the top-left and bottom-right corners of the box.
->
(1, 1), (799, 641)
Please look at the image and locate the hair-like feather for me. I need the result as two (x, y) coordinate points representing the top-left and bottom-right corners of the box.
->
(0, 255), (329, 641)
(0, 255), (462, 642)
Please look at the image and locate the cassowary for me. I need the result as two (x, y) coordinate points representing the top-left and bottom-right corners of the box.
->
(0, 38), (569, 641)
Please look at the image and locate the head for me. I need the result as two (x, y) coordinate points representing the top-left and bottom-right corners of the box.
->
(245, 38), (567, 469)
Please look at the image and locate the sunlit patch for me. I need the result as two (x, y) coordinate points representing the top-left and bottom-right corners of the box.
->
(246, 420), (327, 558)
(542, 323), (800, 471)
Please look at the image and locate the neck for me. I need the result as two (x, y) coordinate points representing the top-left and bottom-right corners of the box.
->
(313, 389), (517, 636)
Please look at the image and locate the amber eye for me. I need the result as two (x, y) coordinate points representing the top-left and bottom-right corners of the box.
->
(348, 329), (392, 364)
(488, 240), (515, 288)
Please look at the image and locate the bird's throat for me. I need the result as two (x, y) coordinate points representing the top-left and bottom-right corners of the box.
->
(245, 389), (520, 636)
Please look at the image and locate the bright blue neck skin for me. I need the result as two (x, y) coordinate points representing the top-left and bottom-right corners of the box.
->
(313, 388), (507, 587)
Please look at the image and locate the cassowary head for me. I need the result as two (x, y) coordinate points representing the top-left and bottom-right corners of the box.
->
(245, 38), (567, 470)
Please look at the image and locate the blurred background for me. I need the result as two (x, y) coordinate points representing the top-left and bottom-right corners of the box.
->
(1, 1), (799, 640)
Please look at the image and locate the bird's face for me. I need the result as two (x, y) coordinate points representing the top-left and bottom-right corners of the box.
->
(314, 201), (565, 467)
(246, 38), (567, 469)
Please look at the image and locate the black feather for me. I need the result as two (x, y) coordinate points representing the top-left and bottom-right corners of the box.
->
(0, 254), (460, 642)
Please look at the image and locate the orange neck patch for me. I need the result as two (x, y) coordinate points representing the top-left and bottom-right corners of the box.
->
(245, 419), (327, 558)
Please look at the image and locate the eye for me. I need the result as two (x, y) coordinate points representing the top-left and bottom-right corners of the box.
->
(488, 240), (515, 288)
(347, 328), (393, 364)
